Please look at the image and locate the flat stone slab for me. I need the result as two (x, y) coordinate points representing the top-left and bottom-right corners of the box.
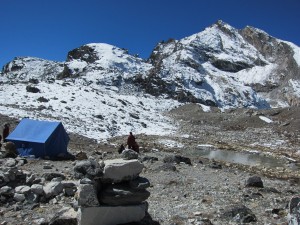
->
(78, 203), (147, 225)
(102, 159), (144, 183)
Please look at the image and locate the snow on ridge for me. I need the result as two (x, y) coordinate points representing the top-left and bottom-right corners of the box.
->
(1, 57), (63, 80)
(81, 43), (152, 74)
(282, 41), (300, 66)
(289, 79), (300, 97)
(0, 80), (181, 141)
(235, 63), (277, 85)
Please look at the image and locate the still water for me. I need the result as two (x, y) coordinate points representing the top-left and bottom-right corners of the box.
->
(194, 147), (296, 170)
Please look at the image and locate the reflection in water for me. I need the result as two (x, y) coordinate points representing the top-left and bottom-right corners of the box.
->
(195, 148), (290, 169)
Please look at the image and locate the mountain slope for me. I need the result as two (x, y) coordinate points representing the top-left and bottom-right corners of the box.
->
(146, 20), (300, 108)
(1, 20), (300, 140)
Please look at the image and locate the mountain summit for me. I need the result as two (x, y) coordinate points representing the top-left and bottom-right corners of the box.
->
(2, 21), (300, 109)
(1, 21), (300, 138)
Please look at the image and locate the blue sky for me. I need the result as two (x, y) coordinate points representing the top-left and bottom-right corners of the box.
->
(1, 0), (300, 68)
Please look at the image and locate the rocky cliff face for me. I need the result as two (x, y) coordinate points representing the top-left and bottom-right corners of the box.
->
(1, 21), (300, 108)
(1, 57), (64, 82)
(240, 26), (300, 106)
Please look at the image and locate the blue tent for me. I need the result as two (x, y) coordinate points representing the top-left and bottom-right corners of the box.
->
(6, 118), (70, 158)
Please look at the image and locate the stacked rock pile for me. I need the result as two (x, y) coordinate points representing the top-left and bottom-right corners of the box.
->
(0, 157), (78, 224)
(74, 149), (151, 225)
(0, 158), (77, 204)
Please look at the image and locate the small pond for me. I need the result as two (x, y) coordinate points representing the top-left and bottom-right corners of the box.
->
(193, 147), (298, 170)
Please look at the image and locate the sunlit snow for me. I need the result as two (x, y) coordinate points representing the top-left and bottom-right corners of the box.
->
(0, 80), (181, 141)
(259, 116), (273, 123)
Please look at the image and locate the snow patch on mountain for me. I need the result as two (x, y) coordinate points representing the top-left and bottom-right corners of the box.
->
(289, 79), (300, 97)
(235, 64), (277, 85)
(284, 42), (300, 66)
(0, 80), (181, 141)
(66, 43), (152, 80)
(2, 57), (63, 81)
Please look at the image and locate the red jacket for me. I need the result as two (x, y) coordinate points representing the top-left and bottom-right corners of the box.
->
(127, 134), (136, 146)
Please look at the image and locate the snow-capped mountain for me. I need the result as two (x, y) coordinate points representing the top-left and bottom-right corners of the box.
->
(147, 20), (300, 108)
(1, 20), (300, 140)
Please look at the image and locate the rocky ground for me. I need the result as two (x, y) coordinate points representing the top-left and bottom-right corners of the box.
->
(1, 104), (300, 225)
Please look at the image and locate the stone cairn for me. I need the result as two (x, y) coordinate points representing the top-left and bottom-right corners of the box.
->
(74, 150), (151, 225)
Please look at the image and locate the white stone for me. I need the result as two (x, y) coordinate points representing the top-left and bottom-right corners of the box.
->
(14, 193), (25, 202)
(43, 181), (63, 198)
(31, 184), (44, 195)
(102, 159), (144, 183)
(15, 185), (31, 194)
(78, 203), (147, 225)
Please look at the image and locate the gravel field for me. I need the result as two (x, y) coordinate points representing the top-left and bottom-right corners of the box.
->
(1, 105), (300, 224)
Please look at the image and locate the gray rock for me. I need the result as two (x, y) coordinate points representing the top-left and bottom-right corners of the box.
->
(142, 156), (158, 163)
(61, 181), (77, 188)
(288, 196), (300, 225)
(0, 186), (14, 197)
(156, 163), (176, 172)
(43, 181), (64, 198)
(223, 204), (257, 223)
(245, 176), (264, 188)
(64, 187), (76, 197)
(31, 184), (44, 195)
(42, 172), (66, 181)
(129, 177), (150, 190)
(73, 159), (103, 180)
(80, 178), (94, 184)
(52, 177), (63, 182)
(15, 185), (31, 194)
(78, 184), (99, 207)
(121, 149), (139, 160)
(0, 173), (9, 186)
(26, 192), (39, 203)
(4, 158), (18, 167)
(4, 168), (17, 181)
(14, 193), (26, 202)
(78, 203), (147, 225)
(100, 183), (150, 206)
(26, 173), (36, 185)
(49, 207), (77, 225)
(102, 159), (144, 183)
(163, 155), (192, 165)
(43, 165), (52, 169)
(209, 161), (222, 169)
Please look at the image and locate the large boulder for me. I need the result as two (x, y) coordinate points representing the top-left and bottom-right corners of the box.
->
(100, 183), (150, 206)
(288, 196), (300, 225)
(121, 149), (139, 160)
(78, 203), (147, 225)
(102, 159), (144, 183)
(245, 176), (264, 188)
(77, 184), (99, 207)
(49, 207), (78, 225)
(223, 204), (257, 223)
(43, 181), (64, 198)
(73, 159), (103, 180)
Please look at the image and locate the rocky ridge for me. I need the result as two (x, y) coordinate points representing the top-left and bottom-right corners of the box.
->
(1, 20), (300, 109)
